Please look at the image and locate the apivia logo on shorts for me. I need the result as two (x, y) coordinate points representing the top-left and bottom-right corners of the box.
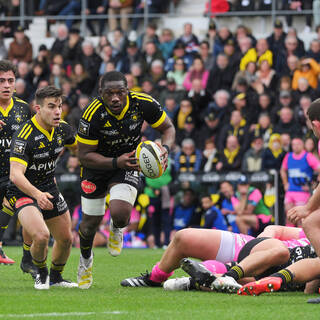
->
(81, 180), (97, 194)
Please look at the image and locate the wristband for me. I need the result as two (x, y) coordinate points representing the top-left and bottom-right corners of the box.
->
(162, 144), (170, 153)
(112, 157), (118, 169)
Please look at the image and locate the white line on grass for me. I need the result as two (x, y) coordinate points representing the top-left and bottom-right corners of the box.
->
(0, 311), (126, 318)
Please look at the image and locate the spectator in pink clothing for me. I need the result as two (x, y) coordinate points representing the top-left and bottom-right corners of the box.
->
(280, 137), (320, 226)
(183, 57), (209, 91)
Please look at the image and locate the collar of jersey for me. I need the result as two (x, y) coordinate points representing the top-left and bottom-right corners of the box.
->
(105, 96), (129, 120)
(0, 98), (13, 117)
(31, 116), (55, 141)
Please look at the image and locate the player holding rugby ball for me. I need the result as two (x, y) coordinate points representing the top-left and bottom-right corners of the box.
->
(76, 71), (175, 289)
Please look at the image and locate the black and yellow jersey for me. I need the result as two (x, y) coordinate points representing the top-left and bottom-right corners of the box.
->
(9, 116), (76, 190)
(76, 91), (167, 158)
(0, 96), (31, 181)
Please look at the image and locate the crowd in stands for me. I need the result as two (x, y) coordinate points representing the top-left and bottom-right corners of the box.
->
(2, 0), (320, 249)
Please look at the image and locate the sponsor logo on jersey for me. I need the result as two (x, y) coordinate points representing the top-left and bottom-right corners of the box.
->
(11, 124), (20, 130)
(79, 120), (90, 136)
(54, 147), (64, 154)
(81, 180), (97, 194)
(15, 113), (22, 123)
(34, 152), (49, 159)
(104, 121), (112, 127)
(101, 129), (119, 136)
(13, 140), (26, 155)
(0, 138), (11, 148)
(39, 142), (45, 149)
(29, 159), (58, 171)
(129, 123), (139, 131)
(57, 135), (63, 146)
(15, 197), (34, 208)
(35, 134), (44, 141)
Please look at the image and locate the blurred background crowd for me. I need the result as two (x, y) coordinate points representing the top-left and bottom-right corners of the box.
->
(2, 0), (320, 249)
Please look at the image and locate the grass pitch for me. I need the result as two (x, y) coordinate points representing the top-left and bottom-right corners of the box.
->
(0, 247), (319, 320)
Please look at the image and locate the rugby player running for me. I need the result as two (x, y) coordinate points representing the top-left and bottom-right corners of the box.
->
(76, 71), (175, 289)
(0, 60), (35, 277)
(8, 86), (78, 290)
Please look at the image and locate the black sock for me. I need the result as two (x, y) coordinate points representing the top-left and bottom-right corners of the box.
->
(79, 228), (94, 259)
(50, 262), (65, 280)
(22, 243), (32, 261)
(224, 265), (244, 281)
(0, 207), (14, 241)
(270, 268), (294, 285)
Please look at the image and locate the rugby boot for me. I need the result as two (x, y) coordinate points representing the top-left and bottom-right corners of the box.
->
(0, 247), (15, 265)
(34, 267), (50, 290)
(238, 277), (282, 296)
(121, 272), (162, 287)
(77, 253), (93, 289)
(108, 219), (123, 257)
(20, 257), (37, 279)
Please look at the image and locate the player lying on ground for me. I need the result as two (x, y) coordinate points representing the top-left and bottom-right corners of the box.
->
(120, 225), (310, 289)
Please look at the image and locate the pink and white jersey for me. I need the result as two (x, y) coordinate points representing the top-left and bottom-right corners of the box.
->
(281, 237), (310, 249)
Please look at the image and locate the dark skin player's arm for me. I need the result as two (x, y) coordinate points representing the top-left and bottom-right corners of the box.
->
(78, 142), (140, 171)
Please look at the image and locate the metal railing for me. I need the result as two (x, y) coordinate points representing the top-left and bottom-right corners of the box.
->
(1, 0), (317, 37)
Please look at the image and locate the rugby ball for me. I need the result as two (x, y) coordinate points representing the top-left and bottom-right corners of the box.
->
(136, 141), (164, 179)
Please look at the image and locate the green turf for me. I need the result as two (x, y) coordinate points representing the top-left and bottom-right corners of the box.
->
(0, 247), (319, 320)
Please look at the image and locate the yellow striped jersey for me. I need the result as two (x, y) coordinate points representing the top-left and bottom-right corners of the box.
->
(10, 116), (76, 190)
(77, 91), (166, 158)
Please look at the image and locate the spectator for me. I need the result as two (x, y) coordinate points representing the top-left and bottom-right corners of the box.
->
(201, 138), (219, 172)
(159, 77), (185, 107)
(201, 194), (228, 231)
(238, 37), (254, 70)
(85, 0), (107, 36)
(216, 135), (242, 172)
(162, 95), (179, 121)
(158, 28), (176, 61)
(183, 57), (209, 91)
(118, 40), (146, 74)
(232, 175), (273, 236)
(61, 27), (83, 64)
(198, 111), (220, 149)
(14, 78), (30, 102)
(141, 77), (160, 100)
(305, 137), (319, 159)
(108, 28), (127, 56)
(218, 109), (250, 151)
(242, 136), (264, 172)
(223, 38), (241, 72)
(306, 39), (320, 62)
(274, 106), (302, 137)
(67, 94), (89, 130)
(25, 62), (48, 94)
(70, 62), (94, 95)
(166, 58), (187, 90)
(137, 22), (160, 52)
(61, 79), (78, 108)
(174, 98), (195, 130)
(125, 72), (142, 92)
(254, 93), (273, 121)
(282, 0), (312, 33)
(240, 38), (273, 72)
(280, 137), (320, 225)
(198, 40), (215, 71)
(172, 188), (198, 236)
(270, 90), (294, 125)
(176, 115), (199, 147)
(294, 95), (312, 133)
(213, 26), (233, 58)
(8, 26), (33, 64)
(99, 44), (120, 75)
(149, 59), (166, 91)
(207, 89), (230, 131)
(207, 53), (235, 95)
(292, 77), (318, 106)
(79, 40), (102, 83)
(108, 0), (133, 32)
(49, 63), (68, 89)
(176, 22), (199, 56)
(51, 24), (69, 56)
(143, 41), (164, 72)
(174, 138), (202, 173)
(262, 133), (286, 170)
(292, 57), (320, 90)
(232, 62), (257, 90)
(250, 112), (273, 147)
(165, 41), (193, 72)
(204, 20), (218, 54)
(58, 0), (81, 30)
(267, 19), (286, 58)
(281, 54), (299, 78)
(281, 133), (292, 153)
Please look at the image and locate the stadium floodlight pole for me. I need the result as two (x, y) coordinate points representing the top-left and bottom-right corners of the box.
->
(143, 0), (149, 31)
(20, 0), (25, 28)
(80, 0), (87, 37)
